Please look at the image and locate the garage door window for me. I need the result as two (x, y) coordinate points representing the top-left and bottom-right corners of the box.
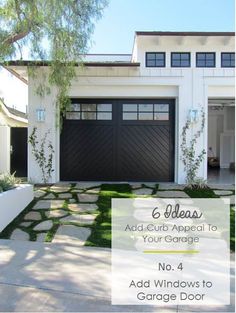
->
(123, 103), (169, 120)
(66, 103), (112, 120)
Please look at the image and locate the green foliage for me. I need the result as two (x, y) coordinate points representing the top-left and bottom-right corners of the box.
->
(184, 187), (218, 198)
(180, 108), (207, 188)
(28, 127), (54, 183)
(0, 172), (21, 192)
(0, 0), (108, 126)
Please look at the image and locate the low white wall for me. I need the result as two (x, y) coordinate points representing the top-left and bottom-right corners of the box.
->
(0, 184), (33, 232)
(0, 125), (10, 174)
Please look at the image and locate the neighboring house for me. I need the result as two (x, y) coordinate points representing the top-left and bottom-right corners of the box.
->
(0, 99), (28, 175)
(5, 31), (235, 183)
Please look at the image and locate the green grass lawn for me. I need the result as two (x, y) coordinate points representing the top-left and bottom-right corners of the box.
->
(85, 184), (133, 248)
(86, 184), (235, 252)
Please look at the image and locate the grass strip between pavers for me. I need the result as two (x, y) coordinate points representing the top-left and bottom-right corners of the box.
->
(85, 183), (133, 248)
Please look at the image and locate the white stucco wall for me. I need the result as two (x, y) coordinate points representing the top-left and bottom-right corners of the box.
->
(0, 125), (10, 173)
(26, 35), (235, 184)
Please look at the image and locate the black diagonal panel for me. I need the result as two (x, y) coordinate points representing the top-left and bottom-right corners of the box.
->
(60, 99), (175, 181)
(60, 122), (114, 181)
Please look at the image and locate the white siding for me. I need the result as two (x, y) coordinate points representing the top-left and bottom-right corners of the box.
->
(27, 35), (235, 183)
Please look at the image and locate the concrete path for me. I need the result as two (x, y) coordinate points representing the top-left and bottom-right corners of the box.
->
(0, 239), (235, 312)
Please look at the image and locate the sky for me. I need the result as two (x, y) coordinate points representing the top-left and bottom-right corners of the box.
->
(0, 0), (234, 113)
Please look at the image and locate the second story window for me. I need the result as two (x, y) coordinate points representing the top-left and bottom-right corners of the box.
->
(171, 53), (190, 67)
(221, 53), (235, 67)
(146, 52), (165, 67)
(196, 53), (215, 67)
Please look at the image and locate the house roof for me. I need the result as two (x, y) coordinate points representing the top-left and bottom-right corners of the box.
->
(6, 105), (28, 119)
(2, 31), (234, 85)
(2, 60), (140, 85)
(135, 31), (235, 36)
(3, 60), (139, 67)
(0, 100), (28, 124)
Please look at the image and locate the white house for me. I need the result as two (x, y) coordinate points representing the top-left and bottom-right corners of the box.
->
(5, 31), (235, 184)
(0, 99), (28, 174)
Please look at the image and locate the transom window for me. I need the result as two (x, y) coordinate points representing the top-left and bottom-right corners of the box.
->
(146, 52), (165, 67)
(123, 104), (169, 120)
(171, 53), (190, 67)
(196, 53), (215, 67)
(66, 103), (112, 120)
(221, 53), (235, 67)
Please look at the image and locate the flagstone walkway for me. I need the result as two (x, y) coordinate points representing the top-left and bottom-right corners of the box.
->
(9, 182), (101, 244)
(1, 182), (234, 244)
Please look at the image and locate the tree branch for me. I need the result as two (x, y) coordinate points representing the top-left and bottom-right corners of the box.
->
(3, 29), (30, 45)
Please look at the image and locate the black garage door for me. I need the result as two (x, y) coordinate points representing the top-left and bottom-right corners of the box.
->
(60, 99), (175, 181)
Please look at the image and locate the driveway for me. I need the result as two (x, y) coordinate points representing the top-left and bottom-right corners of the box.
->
(0, 239), (235, 312)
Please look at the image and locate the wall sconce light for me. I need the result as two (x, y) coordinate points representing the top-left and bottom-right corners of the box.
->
(188, 109), (199, 123)
(36, 109), (45, 122)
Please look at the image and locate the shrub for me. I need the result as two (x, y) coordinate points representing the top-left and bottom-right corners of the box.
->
(0, 173), (21, 193)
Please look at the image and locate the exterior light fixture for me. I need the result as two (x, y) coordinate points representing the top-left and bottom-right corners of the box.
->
(188, 109), (198, 123)
(36, 109), (45, 122)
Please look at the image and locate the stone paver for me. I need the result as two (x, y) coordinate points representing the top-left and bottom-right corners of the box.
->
(85, 188), (100, 194)
(214, 190), (234, 196)
(158, 183), (185, 190)
(10, 229), (29, 241)
(130, 183), (143, 189)
(50, 186), (70, 193)
(36, 187), (48, 191)
(24, 211), (41, 221)
(75, 182), (101, 189)
(60, 214), (96, 225)
(71, 189), (83, 193)
(68, 203), (98, 213)
(78, 193), (99, 203)
(58, 193), (72, 199)
(53, 182), (72, 187)
(69, 198), (76, 203)
(45, 210), (68, 218)
(208, 184), (235, 190)
(20, 222), (32, 227)
(144, 183), (157, 188)
(44, 193), (56, 200)
(36, 233), (47, 242)
(132, 188), (153, 195)
(33, 200), (65, 210)
(155, 190), (189, 198)
(33, 221), (53, 231)
(52, 225), (91, 244)
(34, 190), (46, 198)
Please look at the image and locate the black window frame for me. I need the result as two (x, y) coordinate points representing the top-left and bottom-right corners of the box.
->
(196, 52), (216, 68)
(122, 103), (169, 121)
(171, 52), (191, 67)
(145, 52), (166, 67)
(221, 52), (235, 68)
(66, 101), (112, 120)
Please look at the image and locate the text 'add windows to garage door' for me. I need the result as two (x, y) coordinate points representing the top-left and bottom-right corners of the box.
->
(60, 99), (175, 181)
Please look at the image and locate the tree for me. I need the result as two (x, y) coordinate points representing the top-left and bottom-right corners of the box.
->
(0, 0), (108, 122)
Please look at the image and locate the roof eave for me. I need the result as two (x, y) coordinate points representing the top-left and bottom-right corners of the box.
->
(135, 31), (235, 36)
(4, 61), (140, 67)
